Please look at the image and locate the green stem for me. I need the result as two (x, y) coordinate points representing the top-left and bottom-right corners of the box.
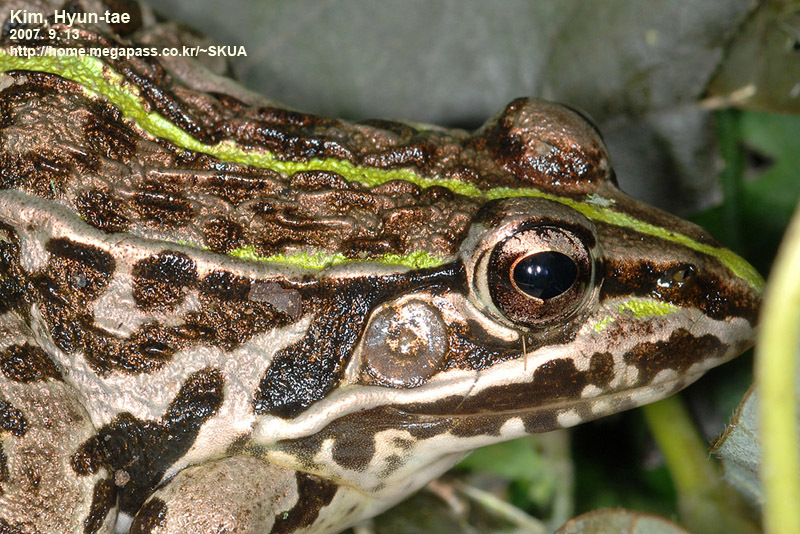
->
(642, 396), (717, 495)
(643, 396), (759, 534)
(756, 203), (800, 534)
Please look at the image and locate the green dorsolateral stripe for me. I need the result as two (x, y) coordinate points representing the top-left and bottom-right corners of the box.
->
(230, 247), (443, 270)
(593, 297), (678, 332)
(0, 50), (764, 287)
(618, 298), (678, 319)
(0, 52), (482, 197)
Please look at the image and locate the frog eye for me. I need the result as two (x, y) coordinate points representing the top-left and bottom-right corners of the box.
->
(487, 225), (594, 327)
(512, 251), (578, 299)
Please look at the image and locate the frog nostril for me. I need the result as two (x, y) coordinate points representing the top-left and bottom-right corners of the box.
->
(658, 264), (696, 288)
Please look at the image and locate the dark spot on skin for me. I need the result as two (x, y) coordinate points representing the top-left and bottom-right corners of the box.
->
(84, 478), (116, 534)
(0, 517), (24, 533)
(289, 170), (351, 191)
(202, 216), (244, 254)
(47, 239), (115, 277)
(404, 358), (588, 416)
(253, 285), (374, 418)
(0, 443), (7, 494)
(344, 238), (398, 257)
(191, 272), (297, 350)
(89, 368), (224, 514)
(224, 434), (251, 457)
(46, 238), (115, 302)
(382, 454), (404, 476)
(133, 186), (194, 227)
(438, 319), (521, 372)
(276, 406), (454, 473)
(83, 97), (137, 163)
(270, 472), (338, 534)
(392, 437), (415, 451)
(186, 292), (294, 351)
(32, 275), (82, 355)
(521, 411), (559, 434)
(48, 314), (185, 376)
(132, 251), (197, 311)
(130, 498), (168, 534)
(450, 414), (507, 438)
(588, 352), (614, 388)
(0, 343), (63, 383)
(0, 400), (27, 437)
(224, 118), (353, 162)
(77, 189), (131, 233)
(0, 223), (27, 317)
(72, 436), (108, 476)
(201, 168), (282, 205)
(0, 149), (74, 199)
(331, 430), (376, 472)
(520, 358), (589, 406)
(201, 270), (252, 301)
(419, 185), (454, 204)
(361, 141), (437, 169)
(624, 328), (725, 385)
(256, 106), (335, 129)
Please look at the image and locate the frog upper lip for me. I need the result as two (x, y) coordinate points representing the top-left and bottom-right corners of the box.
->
(393, 354), (739, 421)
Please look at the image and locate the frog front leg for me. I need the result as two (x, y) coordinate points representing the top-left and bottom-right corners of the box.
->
(129, 455), (368, 533)
(0, 311), (117, 533)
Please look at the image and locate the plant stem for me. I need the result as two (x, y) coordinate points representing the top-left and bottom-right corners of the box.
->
(756, 202), (800, 534)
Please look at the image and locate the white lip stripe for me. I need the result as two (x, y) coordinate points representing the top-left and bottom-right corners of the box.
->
(254, 313), (753, 444)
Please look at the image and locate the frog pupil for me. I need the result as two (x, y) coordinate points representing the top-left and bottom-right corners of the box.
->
(512, 252), (578, 299)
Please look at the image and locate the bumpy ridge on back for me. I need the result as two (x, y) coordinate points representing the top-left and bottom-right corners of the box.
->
(0, 50), (763, 289)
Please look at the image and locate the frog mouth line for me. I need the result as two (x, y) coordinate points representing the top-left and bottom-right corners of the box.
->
(394, 368), (704, 422)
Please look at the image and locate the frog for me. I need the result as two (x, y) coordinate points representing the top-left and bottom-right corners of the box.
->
(0, 1), (762, 533)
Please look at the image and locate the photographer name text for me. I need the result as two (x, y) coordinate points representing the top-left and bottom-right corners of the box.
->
(11, 9), (130, 27)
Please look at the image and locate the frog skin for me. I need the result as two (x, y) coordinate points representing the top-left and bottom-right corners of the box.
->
(0, 1), (762, 533)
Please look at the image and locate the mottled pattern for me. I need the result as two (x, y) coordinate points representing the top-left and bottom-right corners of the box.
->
(254, 264), (467, 417)
(93, 367), (225, 514)
(0, 344), (63, 383)
(130, 498), (168, 533)
(623, 329), (726, 385)
(0, 401), (26, 437)
(0, 1), (762, 533)
(271, 473), (339, 533)
(0, 69), (483, 261)
(85, 479), (117, 534)
(132, 251), (197, 311)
